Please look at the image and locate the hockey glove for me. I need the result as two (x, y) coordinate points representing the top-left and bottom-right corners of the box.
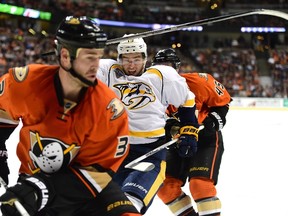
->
(177, 125), (199, 158)
(203, 106), (229, 132)
(0, 150), (9, 185)
(164, 118), (181, 141)
(0, 176), (49, 216)
(0, 126), (16, 185)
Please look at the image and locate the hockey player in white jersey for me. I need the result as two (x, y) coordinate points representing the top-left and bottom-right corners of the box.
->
(97, 34), (200, 214)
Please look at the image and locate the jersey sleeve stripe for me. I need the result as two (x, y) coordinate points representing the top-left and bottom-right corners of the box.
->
(129, 128), (165, 138)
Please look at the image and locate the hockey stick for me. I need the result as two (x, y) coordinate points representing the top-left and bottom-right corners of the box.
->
(106, 9), (288, 45)
(125, 125), (205, 172)
(40, 9), (288, 56)
(124, 138), (179, 172)
(0, 177), (30, 216)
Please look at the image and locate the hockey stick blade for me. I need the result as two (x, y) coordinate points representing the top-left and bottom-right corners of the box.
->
(0, 177), (31, 216)
(107, 9), (288, 45)
(128, 162), (156, 172)
(124, 138), (178, 172)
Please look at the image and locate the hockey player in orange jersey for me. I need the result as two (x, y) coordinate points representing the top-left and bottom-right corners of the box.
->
(152, 48), (232, 216)
(0, 16), (141, 216)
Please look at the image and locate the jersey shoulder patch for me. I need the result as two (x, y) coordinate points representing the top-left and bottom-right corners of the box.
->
(107, 98), (126, 120)
(197, 72), (208, 81)
(0, 78), (5, 96)
(111, 64), (125, 78)
(12, 66), (29, 82)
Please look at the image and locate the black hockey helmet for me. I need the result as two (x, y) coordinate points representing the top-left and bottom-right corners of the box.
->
(152, 48), (181, 70)
(55, 16), (107, 58)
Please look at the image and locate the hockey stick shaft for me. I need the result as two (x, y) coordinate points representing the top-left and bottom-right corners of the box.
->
(125, 125), (205, 172)
(107, 9), (288, 45)
(40, 9), (288, 55)
(124, 138), (178, 170)
(0, 177), (30, 216)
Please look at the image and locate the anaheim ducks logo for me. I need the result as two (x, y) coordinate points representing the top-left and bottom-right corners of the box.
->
(12, 66), (29, 82)
(107, 98), (125, 120)
(66, 17), (80, 24)
(198, 73), (208, 81)
(114, 82), (156, 110)
(28, 131), (80, 174)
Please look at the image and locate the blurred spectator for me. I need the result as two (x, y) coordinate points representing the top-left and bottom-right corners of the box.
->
(0, 0), (287, 98)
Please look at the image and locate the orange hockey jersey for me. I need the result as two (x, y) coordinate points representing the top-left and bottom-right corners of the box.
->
(0, 64), (129, 175)
(168, 72), (231, 123)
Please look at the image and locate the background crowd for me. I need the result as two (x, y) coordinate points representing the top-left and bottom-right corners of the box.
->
(0, 0), (287, 98)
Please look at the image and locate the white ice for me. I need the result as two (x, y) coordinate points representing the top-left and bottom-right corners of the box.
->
(1, 108), (288, 216)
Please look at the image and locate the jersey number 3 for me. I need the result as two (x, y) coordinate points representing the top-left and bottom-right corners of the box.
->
(115, 136), (129, 157)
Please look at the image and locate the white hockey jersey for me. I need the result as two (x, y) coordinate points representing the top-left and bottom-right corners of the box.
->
(97, 59), (195, 144)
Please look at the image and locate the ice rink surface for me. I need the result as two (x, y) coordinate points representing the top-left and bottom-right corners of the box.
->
(1, 108), (288, 216)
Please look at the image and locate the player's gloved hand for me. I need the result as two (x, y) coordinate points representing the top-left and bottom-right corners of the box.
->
(164, 118), (181, 141)
(0, 149), (9, 185)
(203, 105), (229, 133)
(177, 125), (199, 157)
(0, 176), (49, 216)
(203, 111), (226, 133)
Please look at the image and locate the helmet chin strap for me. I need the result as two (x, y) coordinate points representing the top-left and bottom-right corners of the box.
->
(69, 66), (97, 87)
(59, 57), (97, 87)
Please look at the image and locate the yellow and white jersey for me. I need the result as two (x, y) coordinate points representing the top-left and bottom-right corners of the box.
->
(98, 59), (195, 144)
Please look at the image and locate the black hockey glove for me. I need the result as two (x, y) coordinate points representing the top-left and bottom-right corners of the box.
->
(0, 176), (49, 216)
(0, 149), (9, 185)
(0, 126), (16, 185)
(203, 106), (229, 132)
(177, 125), (199, 158)
(164, 118), (181, 141)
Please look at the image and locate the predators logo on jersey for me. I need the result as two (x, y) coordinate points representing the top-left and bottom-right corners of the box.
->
(114, 82), (156, 110)
(28, 131), (80, 174)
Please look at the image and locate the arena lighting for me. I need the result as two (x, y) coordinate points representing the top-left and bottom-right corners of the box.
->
(0, 3), (51, 20)
(94, 18), (203, 32)
(241, 27), (286, 33)
(152, 24), (203, 31)
(28, 28), (36, 35)
(172, 43), (182, 48)
(94, 18), (151, 29)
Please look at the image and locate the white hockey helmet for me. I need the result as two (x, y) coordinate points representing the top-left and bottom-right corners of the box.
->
(117, 34), (147, 61)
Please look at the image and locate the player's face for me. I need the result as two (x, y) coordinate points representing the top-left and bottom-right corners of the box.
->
(120, 53), (145, 76)
(73, 48), (104, 84)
